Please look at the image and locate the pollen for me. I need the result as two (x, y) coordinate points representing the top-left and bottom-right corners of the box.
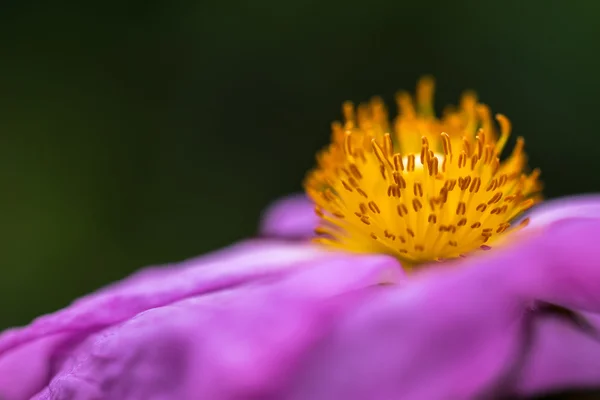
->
(304, 77), (542, 267)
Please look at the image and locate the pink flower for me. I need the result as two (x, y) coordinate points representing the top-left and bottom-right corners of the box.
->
(1, 195), (600, 399)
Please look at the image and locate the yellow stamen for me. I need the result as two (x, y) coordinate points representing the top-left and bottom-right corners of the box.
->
(304, 77), (543, 268)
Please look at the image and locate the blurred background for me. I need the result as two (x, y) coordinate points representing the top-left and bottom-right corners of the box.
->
(1, 0), (599, 341)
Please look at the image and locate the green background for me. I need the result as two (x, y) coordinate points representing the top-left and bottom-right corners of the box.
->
(1, 0), (599, 331)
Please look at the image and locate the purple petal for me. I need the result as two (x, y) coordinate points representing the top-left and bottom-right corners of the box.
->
(33, 251), (401, 400)
(0, 240), (401, 400)
(283, 217), (600, 399)
(520, 218), (600, 312)
(514, 312), (600, 396)
(0, 241), (325, 352)
(525, 194), (600, 229)
(0, 333), (73, 400)
(259, 194), (316, 239)
(283, 254), (529, 399)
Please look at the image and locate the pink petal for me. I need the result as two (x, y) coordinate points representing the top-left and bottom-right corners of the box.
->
(0, 240), (400, 400)
(525, 194), (600, 229)
(514, 312), (600, 396)
(31, 252), (401, 399)
(284, 217), (600, 399)
(259, 195), (316, 238)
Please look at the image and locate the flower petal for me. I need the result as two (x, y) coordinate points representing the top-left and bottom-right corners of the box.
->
(518, 218), (600, 312)
(514, 312), (600, 396)
(283, 257), (528, 399)
(283, 217), (600, 399)
(525, 194), (600, 230)
(0, 240), (400, 400)
(31, 251), (401, 399)
(259, 194), (316, 239)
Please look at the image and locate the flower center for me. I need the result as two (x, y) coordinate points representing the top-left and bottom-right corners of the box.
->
(304, 77), (542, 266)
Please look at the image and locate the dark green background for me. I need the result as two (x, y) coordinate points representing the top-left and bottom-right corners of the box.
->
(1, 0), (599, 331)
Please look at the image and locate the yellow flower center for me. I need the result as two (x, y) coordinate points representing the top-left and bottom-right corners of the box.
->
(304, 77), (542, 267)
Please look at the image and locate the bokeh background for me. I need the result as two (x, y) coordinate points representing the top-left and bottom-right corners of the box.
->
(1, 0), (599, 347)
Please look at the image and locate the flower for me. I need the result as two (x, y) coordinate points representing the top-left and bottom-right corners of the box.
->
(305, 77), (542, 265)
(2, 80), (600, 400)
(2, 195), (600, 399)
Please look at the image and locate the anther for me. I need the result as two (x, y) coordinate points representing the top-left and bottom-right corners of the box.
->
(342, 101), (355, 124)
(315, 227), (329, 235)
(356, 188), (368, 198)
(471, 154), (479, 170)
(491, 158), (500, 174)
(395, 173), (407, 188)
(476, 105), (492, 139)
(343, 132), (354, 156)
(397, 204), (408, 217)
(496, 223), (510, 233)
(458, 151), (467, 168)
(509, 137), (525, 161)
(420, 137), (430, 166)
(368, 201), (381, 214)
(462, 137), (471, 156)
(483, 145), (493, 164)
(469, 177), (481, 193)
(416, 76), (435, 117)
(379, 165), (387, 180)
(458, 176), (472, 191)
(476, 129), (485, 156)
(498, 174), (508, 187)
(349, 164), (362, 179)
(393, 154), (404, 171)
(414, 182), (423, 197)
(372, 140), (393, 170)
(387, 185), (401, 198)
(383, 134), (393, 157)
(441, 132), (452, 156)
(487, 192), (502, 204)
(395, 91), (415, 118)
(429, 156), (439, 176)
(412, 198), (423, 212)
(348, 177), (359, 188)
(521, 198), (535, 210)
(359, 203), (368, 214)
(407, 154), (415, 171)
(519, 217), (531, 227)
